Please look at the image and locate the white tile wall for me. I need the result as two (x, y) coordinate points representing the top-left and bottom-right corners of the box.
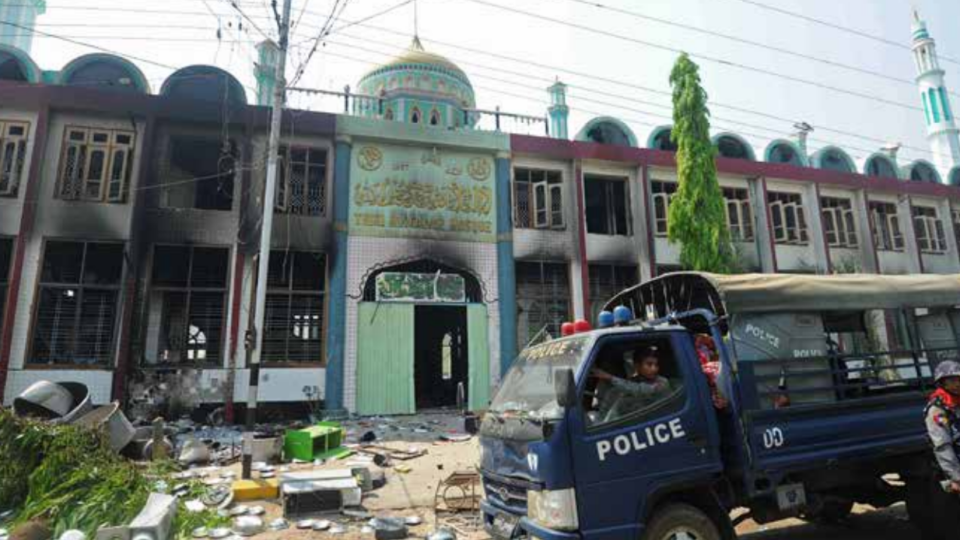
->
(343, 235), (500, 412)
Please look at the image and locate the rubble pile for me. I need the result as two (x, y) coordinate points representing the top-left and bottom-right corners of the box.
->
(2, 381), (482, 540)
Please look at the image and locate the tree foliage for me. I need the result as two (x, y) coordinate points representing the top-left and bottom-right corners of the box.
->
(667, 53), (734, 273)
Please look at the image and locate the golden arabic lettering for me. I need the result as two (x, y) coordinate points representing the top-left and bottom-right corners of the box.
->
(357, 146), (383, 171)
(353, 178), (493, 216)
(467, 157), (491, 181)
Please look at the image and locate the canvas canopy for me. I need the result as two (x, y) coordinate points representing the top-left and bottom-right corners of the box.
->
(603, 272), (960, 318)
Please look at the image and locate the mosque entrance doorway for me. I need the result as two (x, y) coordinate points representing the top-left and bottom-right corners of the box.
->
(414, 305), (468, 409)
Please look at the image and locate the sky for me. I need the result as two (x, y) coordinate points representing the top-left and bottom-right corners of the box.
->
(10, 0), (960, 165)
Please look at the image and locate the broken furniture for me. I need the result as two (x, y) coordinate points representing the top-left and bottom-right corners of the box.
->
(433, 470), (481, 513)
(283, 422), (346, 462)
(280, 470), (362, 518)
(95, 493), (177, 540)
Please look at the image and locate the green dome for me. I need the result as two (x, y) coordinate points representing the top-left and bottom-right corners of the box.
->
(361, 37), (471, 88)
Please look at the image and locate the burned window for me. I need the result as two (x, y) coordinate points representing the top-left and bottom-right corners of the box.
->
(585, 175), (630, 236)
(58, 127), (134, 203)
(588, 264), (638, 323)
(516, 261), (571, 347)
(275, 146), (327, 216)
(870, 202), (904, 252)
(821, 197), (858, 248)
(913, 205), (948, 253)
(768, 192), (809, 245)
(263, 251), (326, 364)
(30, 241), (123, 366)
(0, 238), (11, 336)
(162, 137), (236, 211)
(651, 181), (676, 236)
(514, 168), (563, 229)
(724, 187), (754, 241)
(0, 121), (28, 197)
(144, 245), (229, 366)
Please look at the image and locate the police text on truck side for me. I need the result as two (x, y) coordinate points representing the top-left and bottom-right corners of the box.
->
(596, 418), (686, 461)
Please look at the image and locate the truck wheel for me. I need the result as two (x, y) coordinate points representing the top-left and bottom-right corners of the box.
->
(906, 476), (960, 540)
(802, 498), (853, 524)
(643, 503), (722, 540)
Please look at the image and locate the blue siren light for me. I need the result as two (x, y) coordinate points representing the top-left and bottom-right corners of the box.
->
(597, 310), (614, 328)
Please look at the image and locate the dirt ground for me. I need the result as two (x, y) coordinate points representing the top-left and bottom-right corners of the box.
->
(190, 413), (923, 540)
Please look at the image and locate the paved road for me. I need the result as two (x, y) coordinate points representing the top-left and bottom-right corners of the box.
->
(737, 505), (920, 540)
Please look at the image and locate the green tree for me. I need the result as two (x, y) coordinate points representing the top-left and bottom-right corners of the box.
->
(667, 53), (734, 273)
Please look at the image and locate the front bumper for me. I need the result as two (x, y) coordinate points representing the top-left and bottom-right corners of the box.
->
(481, 499), (581, 540)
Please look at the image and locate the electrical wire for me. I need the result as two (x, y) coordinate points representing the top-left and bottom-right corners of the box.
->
(727, 0), (960, 67)
(324, 31), (936, 160)
(289, 0), (356, 87)
(325, 18), (933, 157)
(458, 0), (923, 113)
(559, 0), (930, 92)
(223, 0), (274, 40)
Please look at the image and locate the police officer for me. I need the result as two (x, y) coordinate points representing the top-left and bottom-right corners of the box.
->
(926, 360), (960, 494)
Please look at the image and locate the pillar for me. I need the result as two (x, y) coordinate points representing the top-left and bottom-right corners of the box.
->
(495, 153), (518, 375)
(324, 135), (351, 414)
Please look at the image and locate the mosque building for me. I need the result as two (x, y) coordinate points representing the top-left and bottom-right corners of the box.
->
(0, 10), (958, 415)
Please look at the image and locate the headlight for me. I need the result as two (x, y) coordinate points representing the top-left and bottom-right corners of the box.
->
(527, 488), (578, 530)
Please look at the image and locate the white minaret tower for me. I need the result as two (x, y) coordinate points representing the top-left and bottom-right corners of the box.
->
(0, 0), (45, 54)
(912, 9), (960, 178)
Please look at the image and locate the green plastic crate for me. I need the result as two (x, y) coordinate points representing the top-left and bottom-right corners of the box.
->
(283, 422), (345, 462)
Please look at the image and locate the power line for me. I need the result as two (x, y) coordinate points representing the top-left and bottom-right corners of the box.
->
(459, 0), (923, 113)
(0, 32), (256, 44)
(290, 0), (349, 86)
(727, 0), (960, 67)
(223, 0), (274, 40)
(324, 21), (933, 158)
(560, 0), (927, 92)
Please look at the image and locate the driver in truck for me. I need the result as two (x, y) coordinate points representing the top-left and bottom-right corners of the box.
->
(592, 347), (671, 422)
(926, 360), (960, 494)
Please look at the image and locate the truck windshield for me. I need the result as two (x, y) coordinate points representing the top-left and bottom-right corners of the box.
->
(489, 336), (590, 420)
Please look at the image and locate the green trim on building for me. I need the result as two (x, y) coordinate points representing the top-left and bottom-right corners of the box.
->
(356, 303), (416, 415)
(467, 304), (490, 411)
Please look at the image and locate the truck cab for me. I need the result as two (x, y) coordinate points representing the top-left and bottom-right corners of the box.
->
(480, 272), (960, 540)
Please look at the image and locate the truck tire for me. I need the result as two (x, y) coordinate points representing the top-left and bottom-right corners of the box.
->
(906, 476), (960, 540)
(802, 498), (854, 524)
(642, 503), (722, 540)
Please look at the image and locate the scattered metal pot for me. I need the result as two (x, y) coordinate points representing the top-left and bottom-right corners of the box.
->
(231, 516), (263, 537)
(14, 381), (74, 419)
(73, 402), (136, 453)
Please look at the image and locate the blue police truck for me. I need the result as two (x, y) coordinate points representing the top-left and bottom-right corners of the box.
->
(480, 272), (960, 540)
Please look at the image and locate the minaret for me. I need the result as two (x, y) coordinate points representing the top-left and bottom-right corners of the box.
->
(0, 0), (45, 54)
(912, 10), (960, 178)
(548, 80), (569, 140)
(254, 40), (279, 107)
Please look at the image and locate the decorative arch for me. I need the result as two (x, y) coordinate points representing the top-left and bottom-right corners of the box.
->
(948, 166), (960, 187)
(712, 132), (756, 161)
(904, 159), (942, 184)
(811, 146), (856, 174)
(359, 258), (487, 303)
(646, 125), (676, 151)
(862, 153), (900, 179)
(410, 107), (422, 124)
(59, 53), (150, 93)
(429, 108), (441, 126)
(160, 65), (247, 106)
(576, 116), (638, 147)
(384, 108), (395, 121)
(763, 138), (807, 166)
(0, 44), (42, 83)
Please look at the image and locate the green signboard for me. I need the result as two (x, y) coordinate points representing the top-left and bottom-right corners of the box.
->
(375, 272), (466, 303)
(349, 143), (497, 242)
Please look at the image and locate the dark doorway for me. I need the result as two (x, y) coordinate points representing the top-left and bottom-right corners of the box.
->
(415, 305), (468, 409)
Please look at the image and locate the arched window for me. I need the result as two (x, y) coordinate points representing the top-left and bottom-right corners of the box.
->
(161, 65), (247, 106)
(813, 147), (855, 174)
(715, 135), (754, 161)
(910, 161), (940, 183)
(0, 47), (40, 83)
(576, 117), (637, 147)
(411, 107), (422, 124)
(384, 108), (395, 121)
(429, 109), (441, 126)
(649, 127), (677, 151)
(865, 155), (898, 179)
(766, 142), (803, 166)
(61, 54), (149, 93)
(949, 167), (960, 187)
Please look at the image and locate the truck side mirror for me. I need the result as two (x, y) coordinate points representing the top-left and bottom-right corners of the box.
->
(555, 368), (577, 409)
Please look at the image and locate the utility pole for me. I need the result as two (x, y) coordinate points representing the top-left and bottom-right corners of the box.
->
(242, 0), (292, 480)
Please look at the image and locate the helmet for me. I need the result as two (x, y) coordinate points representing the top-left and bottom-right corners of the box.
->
(934, 360), (960, 384)
(613, 306), (633, 325)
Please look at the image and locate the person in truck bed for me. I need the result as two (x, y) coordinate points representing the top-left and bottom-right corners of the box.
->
(926, 360), (960, 495)
(592, 347), (672, 423)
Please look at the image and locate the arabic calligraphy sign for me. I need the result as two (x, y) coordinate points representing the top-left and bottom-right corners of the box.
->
(350, 143), (497, 242)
